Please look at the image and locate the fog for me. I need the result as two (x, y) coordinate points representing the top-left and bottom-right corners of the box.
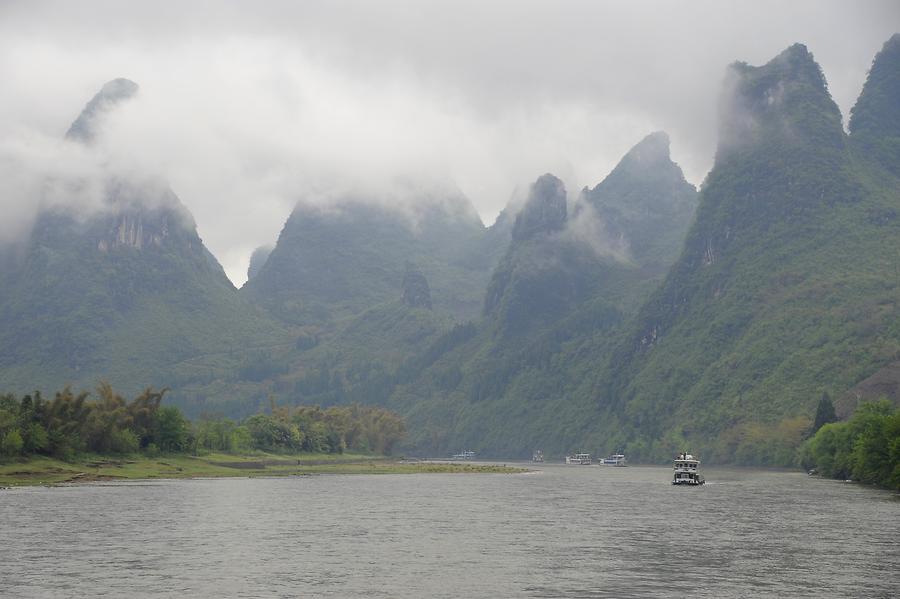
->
(1, 0), (897, 284)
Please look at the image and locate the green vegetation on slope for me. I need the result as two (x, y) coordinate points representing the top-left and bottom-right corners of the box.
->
(594, 41), (900, 464)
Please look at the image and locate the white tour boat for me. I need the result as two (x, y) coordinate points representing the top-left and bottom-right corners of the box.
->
(672, 452), (705, 485)
(600, 453), (627, 466)
(451, 450), (475, 460)
(565, 453), (592, 465)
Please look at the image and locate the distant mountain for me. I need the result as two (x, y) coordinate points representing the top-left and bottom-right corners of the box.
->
(0, 80), (286, 397)
(241, 192), (497, 325)
(602, 39), (900, 463)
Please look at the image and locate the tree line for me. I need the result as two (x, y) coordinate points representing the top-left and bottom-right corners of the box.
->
(0, 384), (406, 460)
(800, 399), (900, 491)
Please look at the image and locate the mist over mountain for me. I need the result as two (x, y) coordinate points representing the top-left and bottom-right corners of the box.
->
(579, 131), (697, 272)
(0, 80), (286, 396)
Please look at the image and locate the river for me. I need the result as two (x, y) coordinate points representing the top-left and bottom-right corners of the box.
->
(1, 464), (898, 598)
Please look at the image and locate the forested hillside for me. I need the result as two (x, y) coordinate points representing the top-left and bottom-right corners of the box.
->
(598, 39), (900, 463)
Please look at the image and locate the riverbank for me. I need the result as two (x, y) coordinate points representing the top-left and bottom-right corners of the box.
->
(0, 453), (525, 486)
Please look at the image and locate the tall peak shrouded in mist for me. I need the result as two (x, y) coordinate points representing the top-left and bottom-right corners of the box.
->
(581, 131), (697, 272)
(613, 131), (672, 173)
(717, 43), (843, 156)
(511, 174), (567, 242)
(66, 78), (139, 143)
(0, 76), (288, 398)
(849, 33), (900, 176)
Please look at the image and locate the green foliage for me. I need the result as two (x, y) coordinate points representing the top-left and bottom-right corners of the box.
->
(198, 403), (406, 455)
(0, 383), (407, 461)
(812, 393), (838, 434)
(156, 406), (191, 452)
(1, 429), (24, 456)
(0, 384), (177, 459)
(801, 400), (900, 490)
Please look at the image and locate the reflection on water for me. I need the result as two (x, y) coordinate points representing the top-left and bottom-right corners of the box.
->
(1, 465), (898, 598)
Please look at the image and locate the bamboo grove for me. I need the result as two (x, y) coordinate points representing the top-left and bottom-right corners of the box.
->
(0, 384), (406, 460)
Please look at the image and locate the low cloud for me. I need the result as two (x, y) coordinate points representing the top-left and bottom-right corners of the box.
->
(564, 201), (631, 264)
(0, 1), (896, 283)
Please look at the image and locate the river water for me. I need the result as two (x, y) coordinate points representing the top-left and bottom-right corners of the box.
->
(1, 464), (898, 598)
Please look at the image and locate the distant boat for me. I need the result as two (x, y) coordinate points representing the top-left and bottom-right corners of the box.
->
(532, 450), (544, 463)
(672, 452), (705, 485)
(451, 450), (475, 460)
(600, 453), (627, 466)
(565, 453), (592, 465)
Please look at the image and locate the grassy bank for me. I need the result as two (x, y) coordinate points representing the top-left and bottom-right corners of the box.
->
(0, 453), (525, 486)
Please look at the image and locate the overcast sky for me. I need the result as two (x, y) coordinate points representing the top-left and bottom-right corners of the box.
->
(1, 0), (898, 285)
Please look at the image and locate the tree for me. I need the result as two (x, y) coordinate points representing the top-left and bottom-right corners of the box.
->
(1, 429), (24, 456)
(812, 393), (837, 434)
(156, 406), (190, 452)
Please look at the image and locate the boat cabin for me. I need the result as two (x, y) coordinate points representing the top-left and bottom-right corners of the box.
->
(565, 453), (592, 465)
(602, 453), (627, 466)
(672, 452), (705, 485)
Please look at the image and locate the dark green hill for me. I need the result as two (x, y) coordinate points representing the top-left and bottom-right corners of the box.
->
(241, 193), (497, 325)
(601, 39), (900, 463)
